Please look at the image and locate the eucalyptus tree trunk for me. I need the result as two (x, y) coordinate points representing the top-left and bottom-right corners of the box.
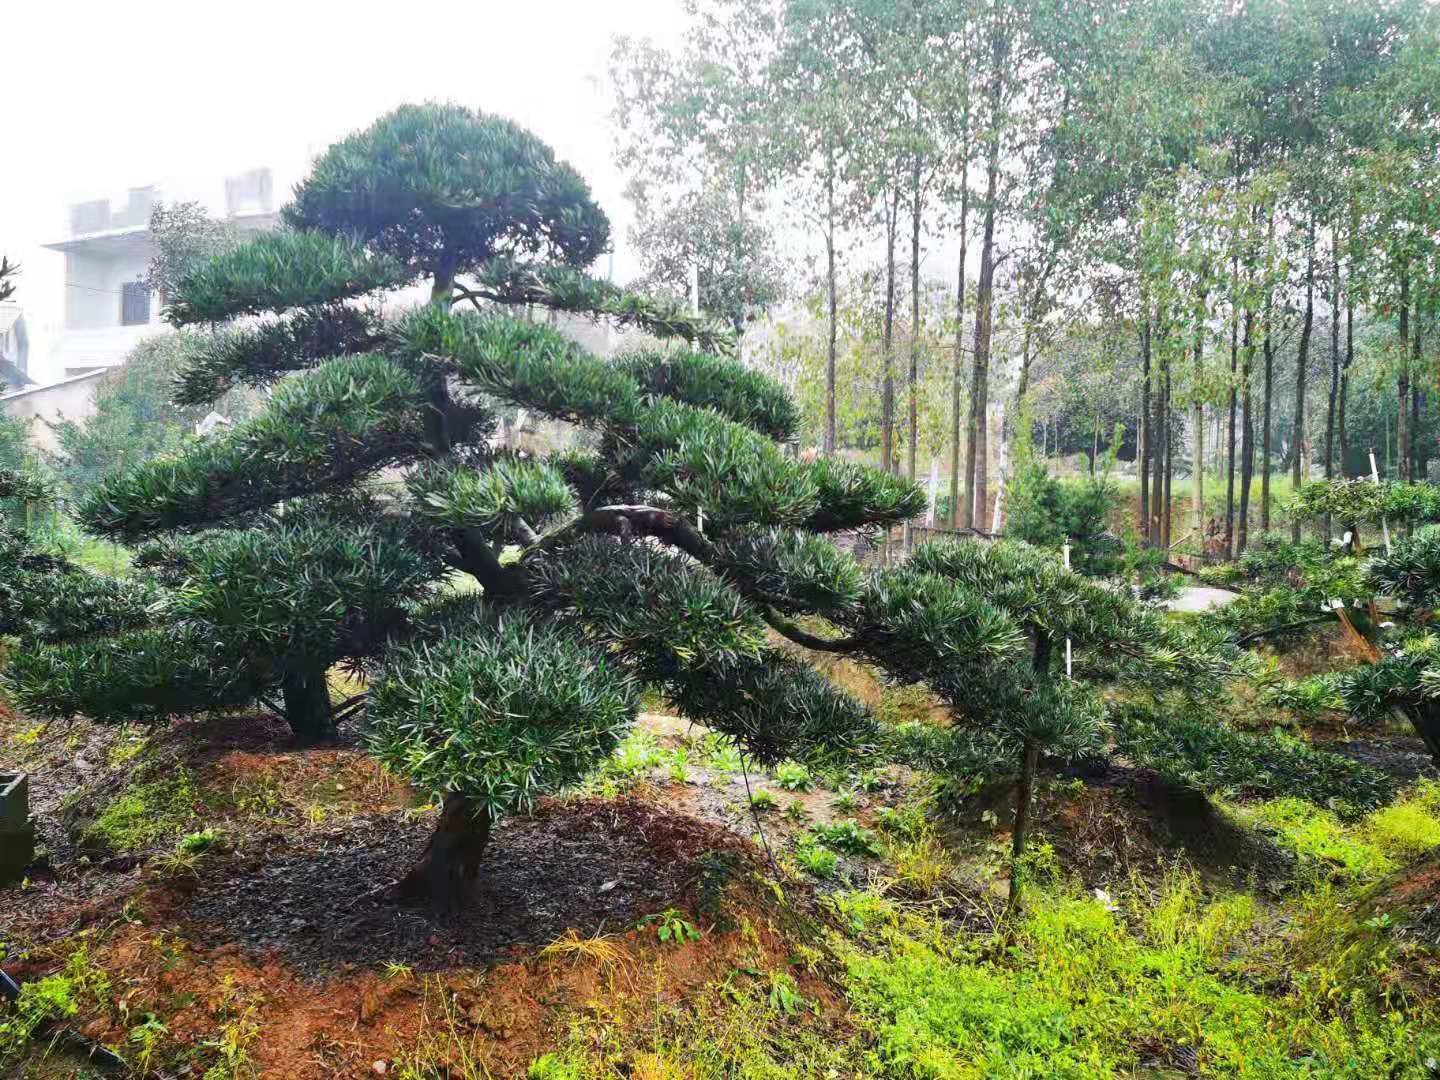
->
(1149, 314), (1168, 547)
(1325, 232), (1340, 491)
(1238, 310), (1255, 554)
(882, 181), (901, 477)
(1261, 321), (1273, 535)
(1162, 365), (1174, 552)
(824, 146), (838, 457)
(1226, 287), (1239, 559)
(1413, 319), (1425, 482)
(964, 18), (1005, 531)
(1340, 285), (1353, 475)
(1139, 311), (1152, 544)
(1292, 222), (1315, 543)
(1192, 289), (1208, 548)
(949, 168), (970, 528)
(906, 141), (922, 549)
(1260, 210), (1275, 534)
(1399, 267), (1411, 483)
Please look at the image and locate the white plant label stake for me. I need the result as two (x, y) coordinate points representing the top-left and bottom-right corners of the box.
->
(1370, 449), (1392, 554)
(1062, 542), (1074, 680)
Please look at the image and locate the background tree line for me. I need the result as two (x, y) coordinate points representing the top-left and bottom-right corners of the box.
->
(611, 0), (1440, 555)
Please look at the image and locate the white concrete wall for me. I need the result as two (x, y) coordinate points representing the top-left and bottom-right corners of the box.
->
(0, 371), (105, 454)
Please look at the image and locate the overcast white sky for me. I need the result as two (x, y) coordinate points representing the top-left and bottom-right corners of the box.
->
(1, 0), (689, 351)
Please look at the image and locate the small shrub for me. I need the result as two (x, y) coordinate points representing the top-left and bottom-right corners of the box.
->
(766, 972), (807, 1017)
(641, 909), (701, 946)
(748, 788), (778, 812)
(773, 762), (812, 792)
(178, 827), (222, 853)
(0, 946), (111, 1060)
(793, 840), (838, 879)
(528, 1053), (584, 1080)
(812, 821), (881, 858)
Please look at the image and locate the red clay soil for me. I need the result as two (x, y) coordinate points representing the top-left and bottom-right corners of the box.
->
(5, 789), (820, 1077)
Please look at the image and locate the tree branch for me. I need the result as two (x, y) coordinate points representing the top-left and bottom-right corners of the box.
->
(760, 608), (864, 654)
(1235, 613), (1336, 647)
(524, 504), (716, 564)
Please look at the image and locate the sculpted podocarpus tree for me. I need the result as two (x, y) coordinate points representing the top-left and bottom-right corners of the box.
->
(2, 105), (1350, 911)
(3, 104), (927, 907)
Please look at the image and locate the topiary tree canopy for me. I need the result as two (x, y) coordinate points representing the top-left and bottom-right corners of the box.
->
(0, 104), (925, 906)
(0, 104), (1362, 910)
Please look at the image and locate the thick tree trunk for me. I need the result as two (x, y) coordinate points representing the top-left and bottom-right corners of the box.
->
(1293, 224), (1315, 542)
(282, 668), (334, 742)
(399, 794), (494, 911)
(949, 174), (970, 528)
(1401, 702), (1440, 766)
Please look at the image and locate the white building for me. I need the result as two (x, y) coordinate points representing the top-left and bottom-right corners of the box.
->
(0, 300), (32, 391)
(41, 169), (279, 380)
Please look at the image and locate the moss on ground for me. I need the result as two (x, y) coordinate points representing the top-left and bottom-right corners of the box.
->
(83, 769), (198, 853)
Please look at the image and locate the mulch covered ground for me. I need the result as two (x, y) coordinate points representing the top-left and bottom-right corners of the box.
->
(178, 796), (750, 978)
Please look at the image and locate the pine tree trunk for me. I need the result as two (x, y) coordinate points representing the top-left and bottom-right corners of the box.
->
(1293, 223), (1315, 543)
(282, 668), (334, 742)
(399, 794), (494, 911)
(949, 173), (970, 528)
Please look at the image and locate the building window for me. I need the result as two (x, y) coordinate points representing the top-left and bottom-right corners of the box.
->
(120, 281), (150, 326)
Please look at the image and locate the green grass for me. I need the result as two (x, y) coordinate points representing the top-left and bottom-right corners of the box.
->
(843, 872), (1438, 1078)
(1227, 781), (1440, 883)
